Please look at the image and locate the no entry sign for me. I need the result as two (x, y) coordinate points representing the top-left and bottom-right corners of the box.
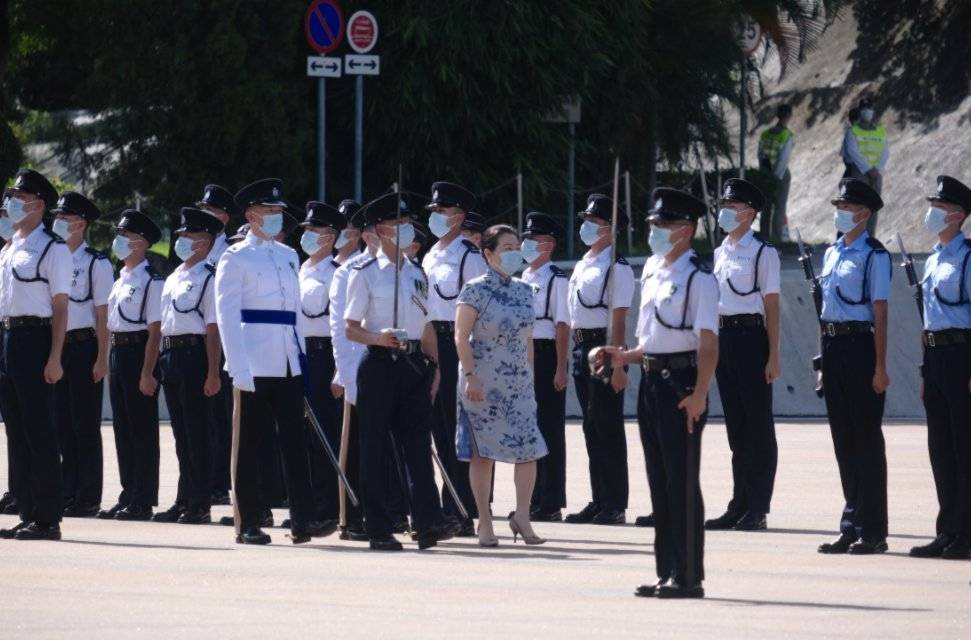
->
(346, 10), (378, 54)
(305, 0), (345, 54)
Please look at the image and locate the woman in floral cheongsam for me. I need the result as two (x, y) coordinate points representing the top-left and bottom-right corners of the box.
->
(455, 224), (548, 547)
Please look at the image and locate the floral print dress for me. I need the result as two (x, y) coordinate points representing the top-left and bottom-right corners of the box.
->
(456, 268), (548, 464)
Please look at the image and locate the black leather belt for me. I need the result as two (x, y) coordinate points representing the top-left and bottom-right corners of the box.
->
(642, 351), (697, 372)
(111, 330), (149, 346)
(719, 314), (764, 329)
(820, 321), (873, 337)
(431, 320), (454, 335)
(2, 316), (52, 330)
(65, 327), (96, 344)
(923, 329), (971, 348)
(368, 340), (422, 356)
(573, 328), (606, 343)
(161, 334), (203, 350)
(306, 336), (333, 351)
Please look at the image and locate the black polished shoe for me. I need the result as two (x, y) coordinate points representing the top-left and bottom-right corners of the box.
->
(634, 579), (668, 598)
(733, 512), (767, 531)
(235, 526), (271, 545)
(177, 509), (211, 525)
(634, 513), (656, 528)
(151, 504), (184, 523)
(941, 535), (971, 560)
(290, 519), (339, 544)
(15, 522), (61, 541)
(340, 521), (369, 541)
(592, 508), (626, 525)
(657, 581), (704, 599)
(115, 505), (153, 521)
(818, 533), (856, 554)
(848, 539), (888, 555)
(0, 521), (27, 539)
(564, 502), (600, 524)
(211, 492), (231, 506)
(0, 491), (15, 513)
(0, 494), (17, 515)
(281, 519), (291, 529)
(530, 509), (562, 523)
(457, 518), (476, 537)
(64, 503), (101, 518)
(260, 509), (274, 528)
(417, 522), (455, 550)
(705, 510), (743, 531)
(96, 503), (124, 520)
(369, 536), (403, 551)
(909, 535), (952, 558)
(218, 515), (235, 527)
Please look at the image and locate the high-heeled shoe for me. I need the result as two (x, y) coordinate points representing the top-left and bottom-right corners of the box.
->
(508, 514), (546, 545)
(478, 534), (500, 547)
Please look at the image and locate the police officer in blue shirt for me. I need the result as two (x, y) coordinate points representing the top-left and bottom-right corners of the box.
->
(910, 175), (971, 560)
(816, 178), (892, 555)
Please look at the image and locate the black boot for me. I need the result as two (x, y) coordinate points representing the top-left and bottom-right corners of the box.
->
(705, 510), (742, 530)
(14, 522), (62, 541)
(564, 502), (600, 524)
(941, 535), (971, 560)
(235, 527), (271, 545)
(909, 535), (952, 558)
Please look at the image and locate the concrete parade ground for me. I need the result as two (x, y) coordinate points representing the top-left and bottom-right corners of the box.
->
(0, 419), (968, 639)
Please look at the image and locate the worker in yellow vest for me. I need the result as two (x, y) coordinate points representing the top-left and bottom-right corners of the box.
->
(758, 103), (794, 241)
(841, 97), (888, 235)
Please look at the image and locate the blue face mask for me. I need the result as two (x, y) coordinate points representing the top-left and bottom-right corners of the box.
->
(428, 212), (454, 239)
(717, 207), (741, 233)
(0, 217), (13, 241)
(579, 220), (603, 246)
(520, 238), (542, 264)
(334, 229), (351, 250)
(391, 223), (415, 248)
(112, 235), (133, 261)
(52, 218), (73, 241)
(498, 249), (524, 275)
(5, 197), (29, 224)
(260, 212), (284, 237)
(300, 230), (321, 255)
(648, 226), (675, 258)
(833, 209), (859, 234)
(174, 236), (197, 262)
(924, 206), (950, 235)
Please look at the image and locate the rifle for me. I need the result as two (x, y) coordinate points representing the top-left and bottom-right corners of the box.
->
(794, 228), (825, 398)
(895, 233), (924, 323)
(588, 158), (621, 383)
(304, 397), (360, 507)
(390, 165), (408, 350)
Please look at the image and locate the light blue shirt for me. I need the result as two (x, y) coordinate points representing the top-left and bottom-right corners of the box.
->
(921, 232), (971, 331)
(819, 231), (892, 323)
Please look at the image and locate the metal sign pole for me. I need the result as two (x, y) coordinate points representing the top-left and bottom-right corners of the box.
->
(567, 122), (576, 259)
(354, 75), (364, 201)
(516, 172), (523, 231)
(317, 77), (326, 201)
(624, 170), (632, 253)
(739, 55), (747, 179)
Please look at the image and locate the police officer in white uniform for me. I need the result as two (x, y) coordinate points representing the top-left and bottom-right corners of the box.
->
(215, 178), (335, 545)
(520, 212), (570, 521)
(103, 209), (163, 522)
(197, 183), (240, 505)
(707, 178), (781, 532)
(422, 181), (488, 534)
(153, 208), (224, 525)
(51, 192), (112, 518)
(0, 169), (71, 541)
(298, 201), (346, 524)
(345, 192), (456, 550)
(599, 187), (719, 599)
(566, 193), (634, 525)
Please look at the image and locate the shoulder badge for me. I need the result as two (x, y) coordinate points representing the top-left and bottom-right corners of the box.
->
(460, 239), (481, 253)
(550, 264), (567, 278)
(752, 232), (774, 248)
(353, 257), (377, 271)
(84, 246), (108, 260)
(204, 263), (216, 275)
(865, 237), (888, 253)
(616, 255), (629, 266)
(330, 259), (341, 268)
(146, 264), (164, 281)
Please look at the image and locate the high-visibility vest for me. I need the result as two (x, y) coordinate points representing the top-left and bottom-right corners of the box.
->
(851, 124), (886, 168)
(758, 126), (793, 167)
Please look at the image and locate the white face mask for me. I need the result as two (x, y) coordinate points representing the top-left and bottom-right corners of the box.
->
(5, 197), (30, 224)
(52, 218), (74, 241)
(300, 230), (321, 255)
(860, 108), (875, 122)
(498, 249), (524, 275)
(112, 235), (133, 261)
(334, 229), (352, 250)
(833, 209), (860, 234)
(259, 212), (284, 237)
(385, 223), (415, 248)
(924, 206), (951, 236)
(579, 220), (603, 246)
(648, 226), (676, 258)
(174, 237), (198, 262)
(428, 211), (455, 239)
(520, 238), (542, 264)
(717, 207), (741, 233)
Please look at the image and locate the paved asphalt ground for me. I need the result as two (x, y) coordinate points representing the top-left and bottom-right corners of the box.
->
(0, 419), (968, 639)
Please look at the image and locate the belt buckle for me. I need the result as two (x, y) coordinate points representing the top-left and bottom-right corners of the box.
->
(927, 332), (936, 348)
(718, 317), (725, 329)
(825, 323), (836, 337)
